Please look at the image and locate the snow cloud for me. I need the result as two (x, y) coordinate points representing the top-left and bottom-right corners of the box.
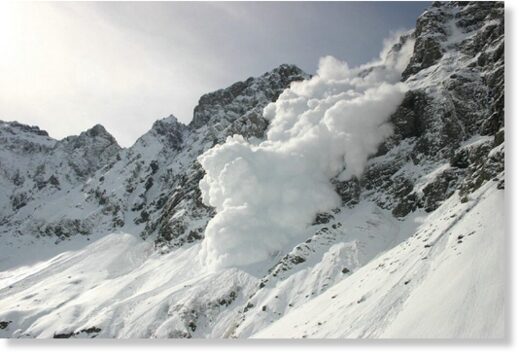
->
(198, 34), (414, 270)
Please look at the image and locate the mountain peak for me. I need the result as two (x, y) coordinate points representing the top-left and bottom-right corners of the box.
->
(151, 114), (182, 129)
(58, 124), (119, 149)
(263, 63), (307, 79)
(0, 120), (50, 137)
(131, 114), (187, 153)
(84, 124), (117, 142)
(189, 64), (309, 130)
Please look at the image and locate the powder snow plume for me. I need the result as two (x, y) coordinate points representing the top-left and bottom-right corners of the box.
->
(198, 33), (414, 270)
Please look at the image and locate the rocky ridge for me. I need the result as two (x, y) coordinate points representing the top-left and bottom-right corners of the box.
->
(0, 65), (309, 246)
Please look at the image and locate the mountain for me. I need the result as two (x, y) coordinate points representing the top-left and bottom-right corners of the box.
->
(0, 64), (308, 254)
(0, 1), (504, 339)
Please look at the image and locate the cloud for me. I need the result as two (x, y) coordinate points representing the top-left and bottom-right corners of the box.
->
(197, 34), (414, 270)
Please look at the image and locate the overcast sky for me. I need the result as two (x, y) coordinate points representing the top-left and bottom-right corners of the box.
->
(0, 1), (429, 147)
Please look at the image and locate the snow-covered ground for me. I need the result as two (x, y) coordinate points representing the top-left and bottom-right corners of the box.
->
(0, 177), (504, 338)
(255, 178), (505, 339)
(0, 200), (405, 338)
(0, 232), (256, 338)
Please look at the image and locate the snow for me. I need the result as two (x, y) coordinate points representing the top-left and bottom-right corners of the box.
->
(0, 177), (504, 339)
(0, 2), (505, 339)
(254, 179), (504, 339)
(197, 36), (413, 270)
(232, 201), (424, 338)
(0, 233), (257, 338)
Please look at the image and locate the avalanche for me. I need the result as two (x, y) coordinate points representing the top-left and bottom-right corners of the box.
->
(198, 36), (414, 270)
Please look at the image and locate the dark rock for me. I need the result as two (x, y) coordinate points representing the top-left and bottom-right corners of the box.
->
(291, 256), (306, 265)
(80, 326), (101, 334)
(389, 91), (430, 141)
(392, 192), (419, 218)
(312, 212), (334, 225)
(421, 169), (461, 212)
(402, 5), (449, 79)
(497, 180), (505, 190)
(53, 332), (74, 339)
(333, 177), (360, 206)
(187, 321), (197, 332)
(190, 64), (309, 130)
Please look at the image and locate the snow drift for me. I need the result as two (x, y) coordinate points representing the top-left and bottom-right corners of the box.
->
(198, 35), (414, 270)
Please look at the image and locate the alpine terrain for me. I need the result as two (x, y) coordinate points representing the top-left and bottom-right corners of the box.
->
(0, 1), (505, 339)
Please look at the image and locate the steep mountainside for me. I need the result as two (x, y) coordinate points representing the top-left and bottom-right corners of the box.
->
(0, 122), (121, 241)
(0, 65), (308, 255)
(0, 1), (504, 339)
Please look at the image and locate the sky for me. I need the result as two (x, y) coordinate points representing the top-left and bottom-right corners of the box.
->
(0, 1), (429, 147)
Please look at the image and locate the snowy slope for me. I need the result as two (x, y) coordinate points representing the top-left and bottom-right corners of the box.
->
(254, 179), (504, 339)
(0, 177), (504, 339)
(0, 234), (256, 338)
(0, 199), (415, 338)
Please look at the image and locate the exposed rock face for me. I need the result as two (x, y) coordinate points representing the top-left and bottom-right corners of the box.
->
(133, 115), (186, 152)
(190, 64), (309, 130)
(402, 2), (449, 79)
(388, 91), (429, 141)
(345, 1), (505, 219)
